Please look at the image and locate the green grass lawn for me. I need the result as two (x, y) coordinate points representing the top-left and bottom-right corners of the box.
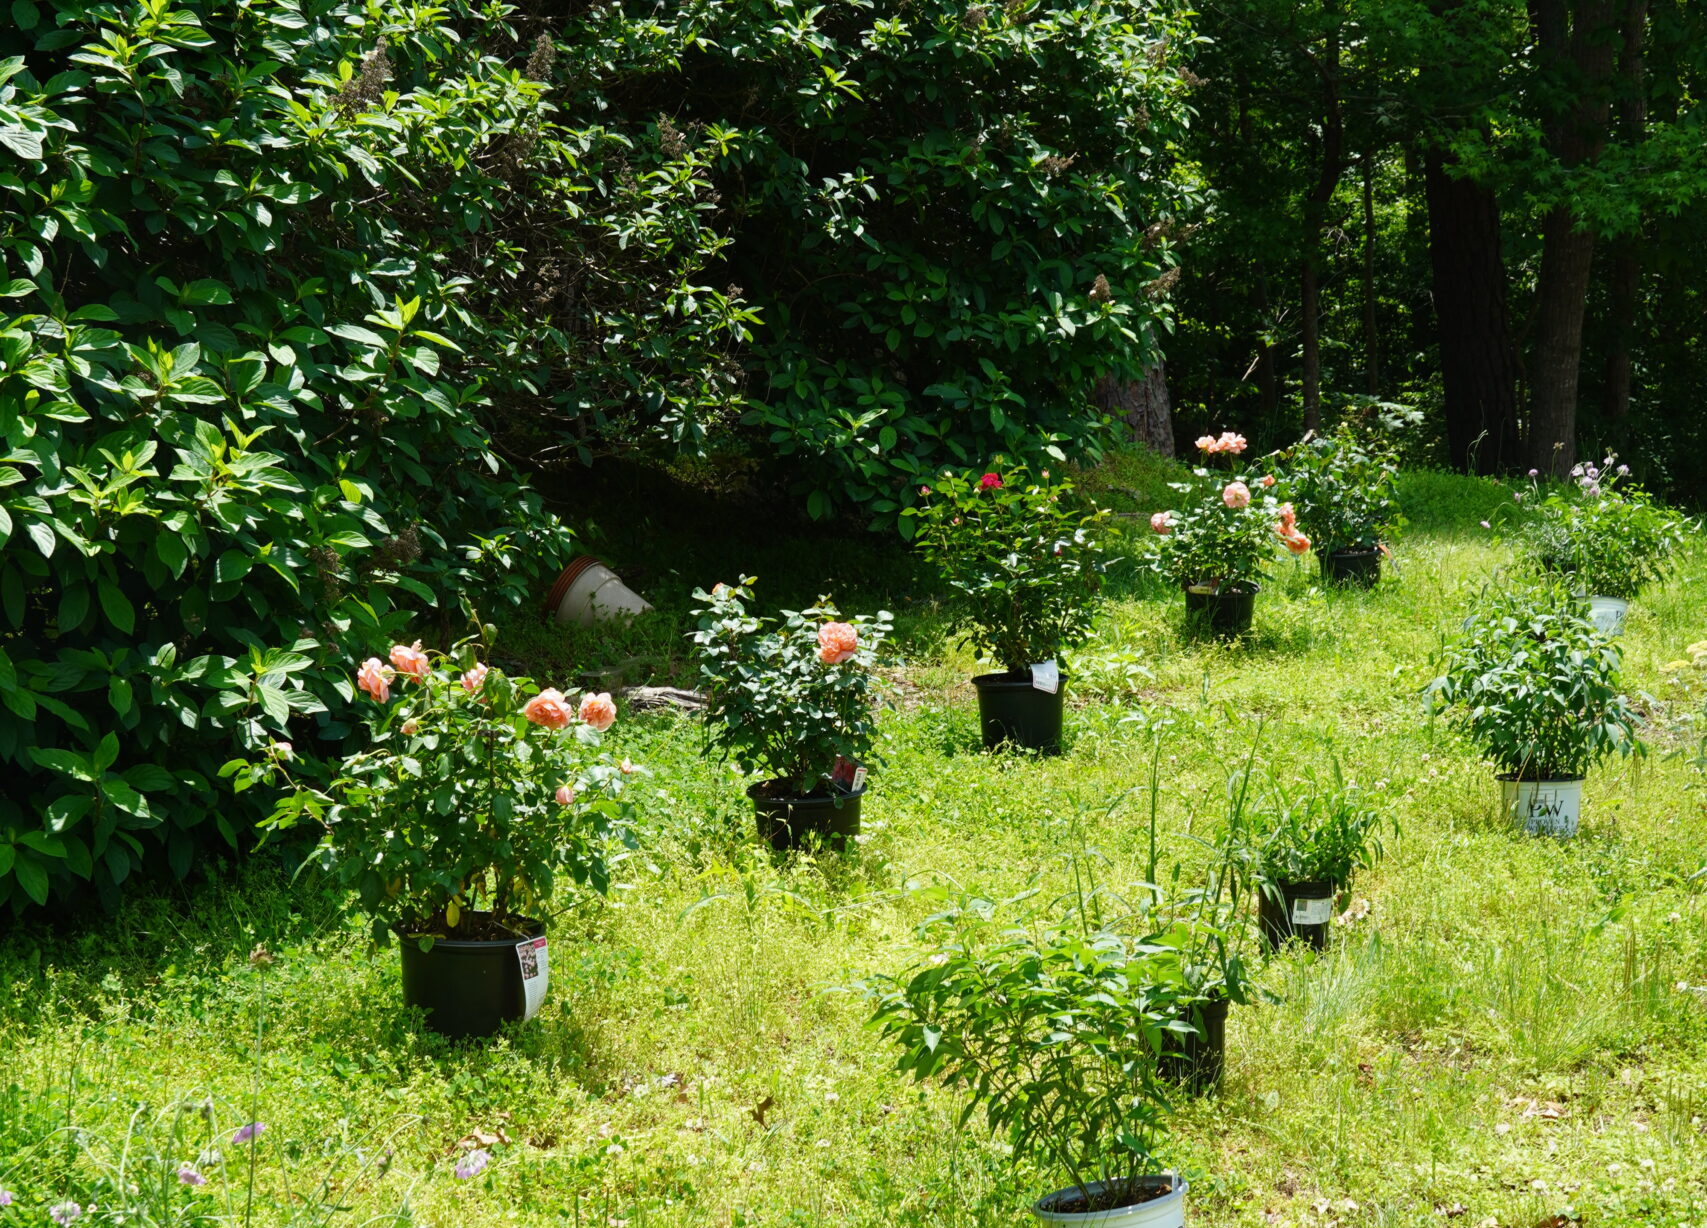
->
(5, 461), (1707, 1227)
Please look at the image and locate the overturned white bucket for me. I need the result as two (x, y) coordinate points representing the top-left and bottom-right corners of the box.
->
(1499, 776), (1583, 837)
(1588, 596), (1629, 635)
(546, 556), (652, 626)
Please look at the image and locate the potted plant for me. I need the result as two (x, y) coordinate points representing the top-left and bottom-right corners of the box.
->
(689, 579), (892, 850)
(1518, 456), (1690, 634)
(1280, 421), (1402, 587)
(1238, 770), (1391, 951)
(253, 640), (636, 1038)
(865, 889), (1193, 1226)
(905, 464), (1109, 753)
(1149, 439), (1301, 638)
(1427, 584), (1645, 837)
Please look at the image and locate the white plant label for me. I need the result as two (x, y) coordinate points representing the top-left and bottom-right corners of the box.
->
(1031, 660), (1060, 694)
(1291, 896), (1333, 926)
(1525, 788), (1573, 834)
(851, 765), (868, 793)
(515, 937), (549, 1022)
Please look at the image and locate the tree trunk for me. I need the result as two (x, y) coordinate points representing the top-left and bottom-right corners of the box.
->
(1599, 0), (1649, 422)
(1299, 7), (1344, 433)
(1424, 149), (1522, 473)
(1095, 367), (1174, 457)
(1361, 153), (1381, 395)
(1523, 0), (1620, 475)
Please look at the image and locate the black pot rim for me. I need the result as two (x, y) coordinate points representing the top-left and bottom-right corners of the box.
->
(1265, 877), (1338, 895)
(971, 668), (1072, 691)
(1183, 580), (1262, 597)
(746, 780), (867, 804)
(395, 913), (546, 949)
(1494, 772), (1585, 784)
(1325, 545), (1381, 558)
(1035, 1174), (1183, 1215)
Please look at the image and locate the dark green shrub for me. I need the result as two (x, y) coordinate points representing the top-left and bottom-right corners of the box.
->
(0, 0), (742, 911)
(565, 0), (1204, 529)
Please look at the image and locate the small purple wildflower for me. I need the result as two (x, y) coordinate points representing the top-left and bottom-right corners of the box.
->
(454, 1148), (491, 1179)
(0, 1190), (12, 1207)
(1528, 468), (1539, 478)
(232, 1122), (265, 1145)
(49, 1202), (81, 1226)
(178, 1166), (206, 1187)
(1617, 464), (1629, 476)
(1513, 492), (1522, 502)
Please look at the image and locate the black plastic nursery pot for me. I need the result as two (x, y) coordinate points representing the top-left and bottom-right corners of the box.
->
(1320, 547), (1381, 588)
(1159, 996), (1229, 1095)
(1183, 583), (1258, 639)
(1258, 880), (1337, 951)
(972, 669), (1067, 754)
(398, 913), (547, 1040)
(749, 780), (864, 852)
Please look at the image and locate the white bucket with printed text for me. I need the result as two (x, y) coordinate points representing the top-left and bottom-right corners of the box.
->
(1499, 776), (1583, 837)
(1588, 596), (1628, 636)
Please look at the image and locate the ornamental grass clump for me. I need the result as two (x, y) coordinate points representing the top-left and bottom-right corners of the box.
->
(1518, 456), (1691, 601)
(689, 580), (892, 798)
(903, 464), (1109, 672)
(249, 639), (636, 943)
(1428, 584), (1645, 782)
(864, 888), (1191, 1215)
(1241, 769), (1391, 889)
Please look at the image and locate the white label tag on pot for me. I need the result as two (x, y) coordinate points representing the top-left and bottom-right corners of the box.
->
(515, 937), (549, 1022)
(1030, 660), (1060, 694)
(1291, 896), (1333, 926)
(851, 765), (868, 793)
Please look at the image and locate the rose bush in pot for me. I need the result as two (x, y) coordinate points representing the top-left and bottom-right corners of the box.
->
(904, 464), (1109, 753)
(1428, 584), (1645, 837)
(248, 639), (637, 1038)
(689, 579), (892, 850)
(1149, 437), (1300, 638)
(1278, 420), (1403, 587)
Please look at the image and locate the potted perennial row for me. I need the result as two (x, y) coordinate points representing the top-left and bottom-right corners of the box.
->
(1150, 434), (1303, 638)
(1429, 584), (1644, 836)
(867, 889), (1194, 1227)
(906, 464), (1109, 753)
(1518, 455), (1689, 634)
(690, 579), (892, 850)
(254, 640), (636, 1038)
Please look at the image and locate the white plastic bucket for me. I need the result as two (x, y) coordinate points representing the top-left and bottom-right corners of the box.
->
(546, 556), (652, 626)
(1588, 596), (1628, 636)
(1499, 776), (1583, 837)
(1033, 1176), (1186, 1227)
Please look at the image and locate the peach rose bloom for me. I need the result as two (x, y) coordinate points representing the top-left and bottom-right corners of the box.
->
(522, 688), (573, 730)
(1277, 502), (1297, 532)
(1150, 511), (1172, 535)
(555, 784), (576, 806)
(578, 691), (617, 732)
(1218, 432), (1247, 454)
(1283, 532), (1310, 555)
(401, 719), (419, 735)
(1260, 474), (1276, 488)
(389, 641), (429, 681)
(356, 658), (391, 703)
(817, 622), (858, 665)
(1222, 481), (1251, 509)
(460, 662), (488, 694)
(1195, 435), (1217, 452)
(619, 757), (637, 774)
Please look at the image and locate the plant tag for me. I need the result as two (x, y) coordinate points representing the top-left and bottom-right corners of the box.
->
(1030, 660), (1060, 694)
(515, 936), (549, 1022)
(851, 765), (868, 792)
(1290, 896), (1333, 926)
